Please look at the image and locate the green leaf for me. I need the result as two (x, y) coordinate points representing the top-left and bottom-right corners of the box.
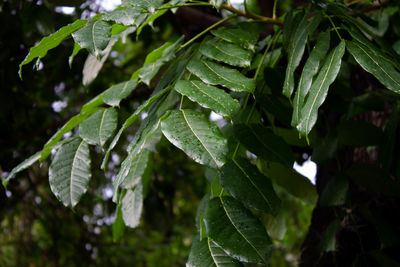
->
(125, 0), (163, 13)
(255, 93), (292, 127)
(291, 31), (330, 127)
(48, 138), (91, 208)
(139, 36), (184, 85)
(211, 22), (259, 51)
(346, 40), (400, 94)
(101, 87), (172, 170)
(19, 19), (88, 77)
(40, 107), (101, 161)
(318, 220), (340, 252)
(122, 183), (143, 228)
(112, 203), (125, 242)
(195, 193), (210, 233)
(79, 108), (118, 147)
(102, 6), (146, 26)
(204, 196), (272, 264)
(3, 151), (41, 187)
(245, 0), (261, 15)
(220, 157), (281, 215)
(120, 149), (150, 189)
(103, 79), (138, 107)
(283, 13), (321, 98)
(69, 42), (83, 67)
(187, 58), (256, 93)
(187, 236), (243, 267)
(234, 124), (295, 167)
(72, 20), (112, 58)
(199, 39), (252, 67)
(297, 41), (345, 136)
(174, 80), (240, 118)
(258, 161), (317, 204)
(161, 109), (228, 168)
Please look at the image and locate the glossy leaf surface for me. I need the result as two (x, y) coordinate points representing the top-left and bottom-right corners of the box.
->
(175, 80), (240, 118)
(102, 6), (146, 26)
(292, 31), (330, 126)
(234, 124), (295, 167)
(49, 138), (91, 208)
(298, 41), (345, 136)
(72, 20), (112, 58)
(187, 59), (255, 93)
(139, 36), (184, 85)
(121, 149), (150, 189)
(204, 196), (272, 263)
(220, 157), (281, 215)
(19, 19), (88, 77)
(161, 109), (228, 168)
(103, 79), (138, 107)
(199, 39), (252, 67)
(187, 236), (243, 267)
(126, 0), (163, 13)
(346, 40), (400, 94)
(79, 108), (118, 147)
(283, 13), (321, 98)
(211, 22), (259, 51)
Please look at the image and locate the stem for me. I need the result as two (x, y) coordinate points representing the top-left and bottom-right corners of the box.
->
(177, 14), (236, 52)
(272, 0), (278, 19)
(326, 14), (343, 41)
(179, 95), (184, 110)
(222, 4), (283, 25)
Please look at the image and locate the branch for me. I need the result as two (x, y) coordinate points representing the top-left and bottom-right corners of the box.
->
(221, 4), (283, 25)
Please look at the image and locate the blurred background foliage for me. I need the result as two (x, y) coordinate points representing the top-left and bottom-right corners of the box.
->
(0, 0), (312, 266)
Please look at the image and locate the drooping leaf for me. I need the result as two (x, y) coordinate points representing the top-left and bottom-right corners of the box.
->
(139, 36), (184, 85)
(187, 236), (243, 267)
(211, 22), (259, 51)
(161, 109), (228, 168)
(112, 203), (125, 242)
(204, 196), (272, 264)
(79, 108), (118, 147)
(3, 151), (41, 187)
(120, 149), (150, 189)
(199, 39), (252, 67)
(318, 220), (340, 252)
(72, 20), (112, 58)
(48, 138), (91, 208)
(101, 87), (172, 170)
(220, 157), (281, 215)
(40, 107), (102, 161)
(174, 80), (240, 118)
(125, 0), (163, 13)
(297, 41), (346, 136)
(103, 79), (138, 107)
(291, 31), (330, 126)
(121, 183), (143, 228)
(102, 6), (146, 26)
(187, 58), (256, 93)
(19, 19), (88, 77)
(258, 161), (317, 204)
(346, 40), (400, 94)
(234, 124), (295, 167)
(283, 13), (321, 98)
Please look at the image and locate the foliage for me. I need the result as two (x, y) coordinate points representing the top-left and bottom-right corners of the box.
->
(3, 0), (400, 266)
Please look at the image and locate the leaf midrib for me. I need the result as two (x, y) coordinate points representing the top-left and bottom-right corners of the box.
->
(219, 197), (264, 262)
(181, 110), (219, 167)
(232, 158), (273, 212)
(190, 81), (230, 116)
